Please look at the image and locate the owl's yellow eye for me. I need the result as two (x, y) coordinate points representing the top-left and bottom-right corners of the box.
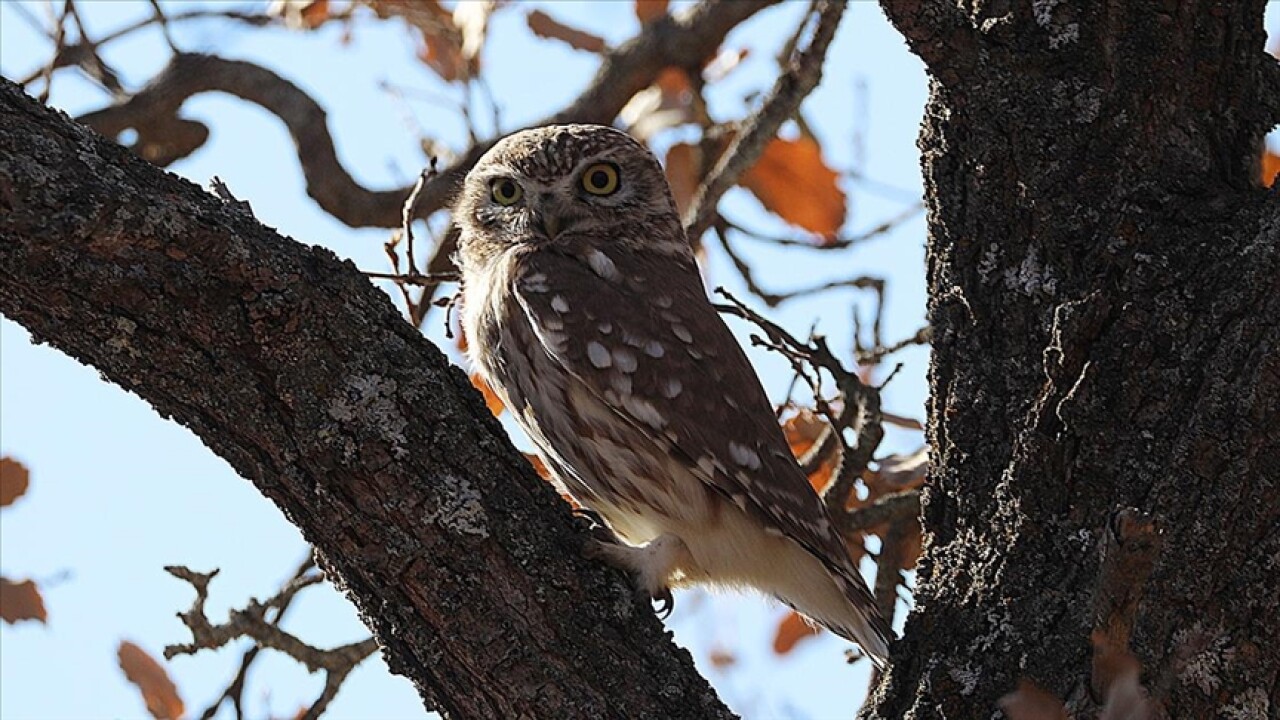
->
(491, 178), (523, 205)
(581, 163), (620, 196)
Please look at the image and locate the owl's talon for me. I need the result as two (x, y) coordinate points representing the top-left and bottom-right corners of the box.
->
(572, 506), (606, 527)
(652, 587), (675, 619)
(576, 509), (624, 550)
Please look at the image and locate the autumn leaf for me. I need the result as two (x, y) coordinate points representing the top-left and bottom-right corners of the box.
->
(118, 641), (185, 720)
(1092, 632), (1154, 720)
(369, 0), (495, 82)
(526, 10), (607, 54)
(453, 1), (495, 68)
(470, 373), (505, 417)
(0, 578), (47, 624)
(998, 680), (1068, 720)
(1262, 150), (1279, 188)
(741, 136), (847, 239)
(620, 67), (698, 140)
(267, 0), (330, 29)
(708, 646), (737, 669)
(665, 143), (701, 216)
(772, 610), (821, 655)
(780, 410), (838, 492)
(0, 456), (30, 508)
(634, 0), (668, 24)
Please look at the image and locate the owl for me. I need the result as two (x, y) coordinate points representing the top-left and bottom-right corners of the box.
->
(455, 124), (891, 667)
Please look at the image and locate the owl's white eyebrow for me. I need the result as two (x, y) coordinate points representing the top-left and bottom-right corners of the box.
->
(473, 167), (522, 182)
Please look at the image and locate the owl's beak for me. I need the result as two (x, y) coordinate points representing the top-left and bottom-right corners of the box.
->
(533, 211), (563, 240)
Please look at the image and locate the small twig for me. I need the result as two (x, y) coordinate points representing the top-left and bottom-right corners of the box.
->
(857, 326), (931, 366)
(199, 554), (317, 720)
(713, 221), (784, 306)
(872, 518), (910, 620)
(715, 287), (888, 510)
(433, 291), (460, 340)
(684, 0), (846, 241)
(725, 202), (925, 250)
(147, 0), (179, 53)
(715, 224), (885, 309)
(881, 412), (924, 431)
(363, 270), (460, 287)
(165, 565), (379, 720)
(38, 0), (74, 103)
(401, 159), (439, 277)
(94, 9), (270, 49)
(209, 176), (254, 215)
(838, 489), (921, 533)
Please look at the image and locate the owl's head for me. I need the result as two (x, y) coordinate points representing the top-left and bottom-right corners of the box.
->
(455, 125), (687, 267)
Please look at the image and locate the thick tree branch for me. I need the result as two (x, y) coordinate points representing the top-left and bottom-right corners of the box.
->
(76, 0), (777, 230)
(0, 79), (732, 720)
(865, 0), (1280, 715)
(876, 0), (978, 85)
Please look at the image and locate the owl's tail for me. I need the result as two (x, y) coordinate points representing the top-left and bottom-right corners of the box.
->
(773, 564), (893, 669)
(822, 573), (893, 669)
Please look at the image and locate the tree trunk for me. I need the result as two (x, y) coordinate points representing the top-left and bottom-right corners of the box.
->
(868, 0), (1280, 717)
(0, 79), (733, 720)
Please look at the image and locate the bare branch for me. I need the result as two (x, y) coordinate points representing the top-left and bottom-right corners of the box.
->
(714, 222), (886, 309)
(198, 554), (317, 720)
(714, 288), (888, 512)
(724, 202), (924, 250)
(165, 565), (377, 720)
(75, 1), (777, 230)
(857, 326), (931, 366)
(839, 489), (921, 534)
(684, 0), (846, 241)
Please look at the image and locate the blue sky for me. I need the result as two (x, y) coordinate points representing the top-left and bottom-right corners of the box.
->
(2, 2), (1274, 719)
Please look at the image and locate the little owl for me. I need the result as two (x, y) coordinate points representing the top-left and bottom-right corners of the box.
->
(456, 124), (891, 667)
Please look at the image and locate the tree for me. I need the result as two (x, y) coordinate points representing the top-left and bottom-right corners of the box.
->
(2, 0), (1278, 718)
(863, 1), (1280, 717)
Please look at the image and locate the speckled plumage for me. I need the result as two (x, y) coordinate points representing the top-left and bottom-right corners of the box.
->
(456, 124), (891, 667)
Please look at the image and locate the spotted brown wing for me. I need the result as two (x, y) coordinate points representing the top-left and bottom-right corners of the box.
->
(510, 247), (888, 647)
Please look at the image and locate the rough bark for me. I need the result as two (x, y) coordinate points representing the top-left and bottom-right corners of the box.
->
(0, 79), (734, 720)
(868, 0), (1280, 717)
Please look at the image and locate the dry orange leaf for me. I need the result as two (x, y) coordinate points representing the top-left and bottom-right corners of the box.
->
(998, 680), (1068, 720)
(772, 610), (821, 655)
(526, 10), (606, 53)
(1092, 631), (1154, 720)
(780, 411), (838, 492)
(1262, 150), (1279, 188)
(665, 143), (700, 217)
(0, 577), (47, 624)
(0, 456), (30, 508)
(741, 136), (847, 239)
(387, 0), (494, 82)
(634, 0), (668, 23)
(621, 67), (696, 140)
(708, 647), (738, 669)
(417, 33), (467, 82)
(118, 641), (185, 720)
(469, 373), (505, 417)
(268, 0), (330, 29)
